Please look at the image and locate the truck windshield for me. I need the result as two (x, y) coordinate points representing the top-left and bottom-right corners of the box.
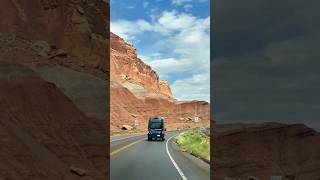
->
(149, 122), (163, 129)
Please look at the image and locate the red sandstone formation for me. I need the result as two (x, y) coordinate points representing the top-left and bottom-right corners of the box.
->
(110, 32), (210, 133)
(110, 32), (173, 98)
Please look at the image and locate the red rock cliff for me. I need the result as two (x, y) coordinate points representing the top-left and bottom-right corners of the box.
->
(110, 32), (210, 132)
(110, 32), (173, 98)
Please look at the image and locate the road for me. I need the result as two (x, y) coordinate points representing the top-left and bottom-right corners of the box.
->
(110, 131), (210, 180)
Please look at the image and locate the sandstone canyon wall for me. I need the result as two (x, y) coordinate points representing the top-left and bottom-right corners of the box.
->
(110, 32), (173, 99)
(110, 32), (210, 133)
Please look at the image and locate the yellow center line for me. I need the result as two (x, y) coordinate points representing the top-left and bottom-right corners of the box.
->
(110, 139), (144, 156)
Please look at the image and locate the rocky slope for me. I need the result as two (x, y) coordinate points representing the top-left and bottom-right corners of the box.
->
(0, 0), (109, 119)
(0, 62), (108, 179)
(0, 0), (108, 58)
(110, 32), (210, 133)
(212, 123), (320, 180)
(0, 0), (109, 78)
(0, 0), (109, 179)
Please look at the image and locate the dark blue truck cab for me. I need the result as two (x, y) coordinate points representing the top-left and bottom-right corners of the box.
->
(147, 116), (166, 141)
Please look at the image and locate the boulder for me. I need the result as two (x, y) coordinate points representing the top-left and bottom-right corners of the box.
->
(122, 125), (133, 130)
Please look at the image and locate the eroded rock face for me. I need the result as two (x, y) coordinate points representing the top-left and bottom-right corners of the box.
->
(110, 32), (173, 98)
(110, 84), (210, 132)
(0, 0), (109, 73)
(212, 123), (320, 180)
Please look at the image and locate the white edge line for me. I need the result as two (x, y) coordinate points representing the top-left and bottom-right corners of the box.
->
(166, 135), (188, 180)
(110, 134), (143, 143)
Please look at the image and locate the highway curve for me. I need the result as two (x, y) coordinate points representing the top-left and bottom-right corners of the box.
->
(110, 131), (209, 180)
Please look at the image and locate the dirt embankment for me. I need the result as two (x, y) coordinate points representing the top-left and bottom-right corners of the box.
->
(212, 123), (320, 180)
(0, 62), (108, 179)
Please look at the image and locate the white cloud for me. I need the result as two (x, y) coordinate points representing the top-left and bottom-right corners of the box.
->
(111, 10), (208, 39)
(172, 71), (210, 102)
(157, 10), (196, 31)
(171, 17), (210, 71)
(110, 19), (153, 40)
(142, 57), (195, 74)
(146, 13), (210, 76)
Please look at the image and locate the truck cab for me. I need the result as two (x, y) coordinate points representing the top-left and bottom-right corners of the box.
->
(147, 116), (166, 141)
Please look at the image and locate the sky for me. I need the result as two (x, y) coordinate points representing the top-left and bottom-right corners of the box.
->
(213, 0), (320, 130)
(110, 0), (210, 102)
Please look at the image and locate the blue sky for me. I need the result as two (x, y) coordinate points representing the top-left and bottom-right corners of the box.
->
(111, 0), (210, 102)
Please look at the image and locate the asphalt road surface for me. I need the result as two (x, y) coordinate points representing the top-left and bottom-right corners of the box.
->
(110, 131), (210, 180)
